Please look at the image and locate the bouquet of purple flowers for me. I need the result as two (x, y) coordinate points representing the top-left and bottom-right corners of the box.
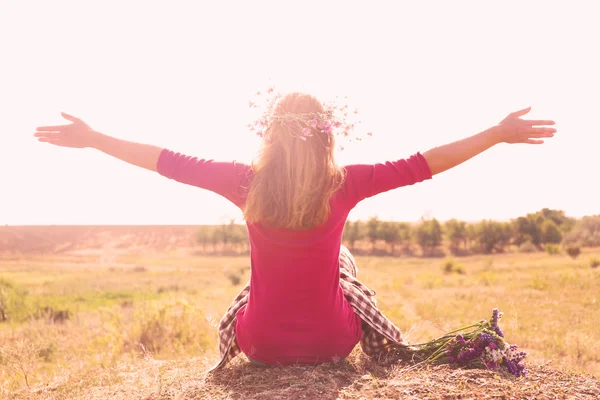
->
(404, 309), (527, 377)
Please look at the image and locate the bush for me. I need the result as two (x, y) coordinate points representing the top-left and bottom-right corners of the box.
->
(562, 215), (600, 247)
(0, 279), (28, 323)
(519, 241), (537, 253)
(590, 258), (600, 268)
(0, 339), (42, 388)
(443, 259), (465, 275)
(545, 244), (561, 255)
(226, 272), (241, 286)
(127, 301), (211, 356)
(565, 246), (581, 259)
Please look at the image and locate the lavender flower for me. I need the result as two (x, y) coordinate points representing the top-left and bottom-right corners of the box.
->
(478, 333), (495, 343)
(494, 325), (505, 338)
(491, 309), (500, 327)
(490, 309), (505, 338)
(408, 309), (526, 377)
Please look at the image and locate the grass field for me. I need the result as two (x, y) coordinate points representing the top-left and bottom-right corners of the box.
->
(1, 238), (599, 398)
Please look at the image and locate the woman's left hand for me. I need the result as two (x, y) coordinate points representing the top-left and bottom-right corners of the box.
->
(496, 107), (556, 145)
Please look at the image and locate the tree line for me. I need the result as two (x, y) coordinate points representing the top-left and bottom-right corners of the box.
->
(196, 210), (600, 256)
(195, 219), (249, 253)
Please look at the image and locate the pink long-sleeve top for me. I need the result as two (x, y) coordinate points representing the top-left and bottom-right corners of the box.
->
(157, 149), (432, 366)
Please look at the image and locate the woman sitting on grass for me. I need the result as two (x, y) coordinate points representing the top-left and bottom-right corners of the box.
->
(35, 93), (555, 370)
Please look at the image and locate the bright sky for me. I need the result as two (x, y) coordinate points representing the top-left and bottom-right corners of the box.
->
(1, 1), (598, 225)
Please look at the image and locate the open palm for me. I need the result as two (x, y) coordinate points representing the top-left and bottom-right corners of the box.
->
(34, 112), (95, 148)
(498, 107), (556, 144)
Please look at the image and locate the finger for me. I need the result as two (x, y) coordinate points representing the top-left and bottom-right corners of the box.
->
(511, 107), (531, 118)
(527, 132), (555, 138)
(37, 137), (64, 145)
(61, 112), (81, 123)
(523, 139), (544, 144)
(522, 119), (555, 126)
(34, 132), (63, 138)
(36, 125), (67, 131)
(524, 128), (556, 133)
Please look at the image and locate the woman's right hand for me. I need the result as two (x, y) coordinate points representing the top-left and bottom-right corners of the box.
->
(34, 112), (98, 148)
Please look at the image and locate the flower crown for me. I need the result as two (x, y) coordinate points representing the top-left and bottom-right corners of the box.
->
(246, 87), (372, 150)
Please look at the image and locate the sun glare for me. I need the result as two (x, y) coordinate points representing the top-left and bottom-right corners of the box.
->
(1, 1), (598, 224)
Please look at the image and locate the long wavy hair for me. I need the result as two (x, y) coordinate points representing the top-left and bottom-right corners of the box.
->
(243, 92), (346, 230)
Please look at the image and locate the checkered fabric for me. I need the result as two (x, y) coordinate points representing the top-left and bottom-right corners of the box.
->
(207, 245), (411, 372)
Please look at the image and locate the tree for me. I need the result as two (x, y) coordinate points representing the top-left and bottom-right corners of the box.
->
(343, 220), (364, 250)
(512, 215), (543, 247)
(541, 219), (562, 244)
(396, 222), (413, 252)
(445, 219), (468, 253)
(211, 227), (223, 251)
(475, 220), (512, 254)
(415, 218), (443, 254)
(539, 208), (576, 232)
(380, 221), (401, 254)
(196, 227), (211, 252)
(228, 223), (248, 252)
(220, 222), (232, 250)
(366, 217), (381, 252)
(466, 224), (478, 250)
(513, 209), (575, 248)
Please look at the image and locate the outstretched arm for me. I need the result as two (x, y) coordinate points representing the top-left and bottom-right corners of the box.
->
(423, 107), (556, 176)
(35, 112), (250, 207)
(34, 113), (162, 171)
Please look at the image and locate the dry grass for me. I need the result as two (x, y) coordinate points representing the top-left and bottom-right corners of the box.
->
(8, 350), (600, 399)
(1, 226), (600, 399)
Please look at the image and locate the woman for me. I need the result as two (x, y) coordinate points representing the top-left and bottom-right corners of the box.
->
(34, 93), (555, 369)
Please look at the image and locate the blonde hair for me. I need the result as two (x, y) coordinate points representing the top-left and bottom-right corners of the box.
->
(243, 92), (346, 230)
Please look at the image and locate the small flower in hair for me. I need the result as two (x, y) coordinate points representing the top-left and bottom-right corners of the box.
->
(301, 127), (313, 138)
(317, 120), (332, 132)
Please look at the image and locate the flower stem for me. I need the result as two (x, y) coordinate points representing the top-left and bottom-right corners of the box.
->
(409, 323), (483, 347)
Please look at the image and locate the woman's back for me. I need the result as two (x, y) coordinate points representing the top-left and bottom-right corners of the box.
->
(156, 148), (433, 365)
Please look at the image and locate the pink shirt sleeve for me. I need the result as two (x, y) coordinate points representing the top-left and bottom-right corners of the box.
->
(342, 152), (432, 209)
(156, 149), (251, 208)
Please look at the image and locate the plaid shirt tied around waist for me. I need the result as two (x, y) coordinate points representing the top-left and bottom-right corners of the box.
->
(208, 245), (411, 372)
